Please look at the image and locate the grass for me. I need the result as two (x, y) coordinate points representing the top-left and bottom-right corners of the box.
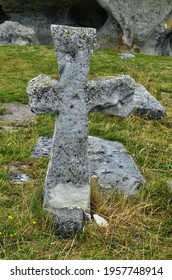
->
(0, 46), (172, 259)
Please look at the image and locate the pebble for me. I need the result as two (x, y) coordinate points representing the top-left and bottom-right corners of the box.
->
(93, 214), (109, 227)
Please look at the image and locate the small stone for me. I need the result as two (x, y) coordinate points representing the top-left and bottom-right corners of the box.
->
(10, 173), (31, 184)
(93, 214), (109, 227)
(120, 53), (135, 59)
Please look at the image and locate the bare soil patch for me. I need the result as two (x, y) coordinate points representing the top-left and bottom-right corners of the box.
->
(0, 103), (36, 123)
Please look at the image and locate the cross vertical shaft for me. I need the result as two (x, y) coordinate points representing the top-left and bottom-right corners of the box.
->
(45, 25), (96, 190)
(43, 25), (96, 236)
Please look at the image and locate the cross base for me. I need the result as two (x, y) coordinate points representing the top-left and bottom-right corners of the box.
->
(44, 183), (90, 237)
(51, 207), (85, 237)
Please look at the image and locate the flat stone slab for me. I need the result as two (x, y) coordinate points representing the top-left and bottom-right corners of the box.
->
(88, 136), (145, 195)
(134, 84), (165, 119)
(32, 135), (145, 195)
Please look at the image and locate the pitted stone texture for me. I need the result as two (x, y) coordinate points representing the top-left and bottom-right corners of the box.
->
(1, 0), (172, 55)
(46, 183), (90, 237)
(43, 25), (96, 190)
(87, 76), (135, 117)
(27, 74), (61, 114)
(97, 0), (172, 55)
(51, 24), (96, 80)
(28, 74), (165, 120)
(0, 21), (37, 45)
(27, 74), (135, 117)
(32, 135), (145, 195)
(31, 136), (53, 158)
(52, 207), (84, 237)
(27, 25), (97, 237)
(88, 136), (145, 195)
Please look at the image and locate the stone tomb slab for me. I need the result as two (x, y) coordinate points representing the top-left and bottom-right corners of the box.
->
(32, 135), (145, 195)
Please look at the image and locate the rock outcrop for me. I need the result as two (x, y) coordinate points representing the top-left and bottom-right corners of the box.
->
(0, 0), (172, 55)
(98, 0), (172, 55)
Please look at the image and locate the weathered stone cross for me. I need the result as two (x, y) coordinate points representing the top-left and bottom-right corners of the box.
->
(27, 25), (135, 237)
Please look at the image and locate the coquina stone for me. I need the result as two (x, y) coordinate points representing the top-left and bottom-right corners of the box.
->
(0, 0), (171, 55)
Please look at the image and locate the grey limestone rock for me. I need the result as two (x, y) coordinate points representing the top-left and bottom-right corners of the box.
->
(86, 76), (135, 117)
(0, 0), (172, 55)
(0, 21), (37, 45)
(134, 84), (166, 119)
(52, 207), (85, 237)
(27, 74), (165, 121)
(97, 0), (172, 55)
(10, 173), (31, 184)
(27, 24), (135, 237)
(89, 136), (145, 195)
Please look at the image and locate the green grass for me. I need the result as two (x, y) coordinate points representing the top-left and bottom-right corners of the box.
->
(0, 46), (172, 259)
(0, 45), (58, 103)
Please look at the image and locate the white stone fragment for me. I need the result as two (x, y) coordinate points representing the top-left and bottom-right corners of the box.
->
(120, 53), (135, 59)
(93, 214), (109, 227)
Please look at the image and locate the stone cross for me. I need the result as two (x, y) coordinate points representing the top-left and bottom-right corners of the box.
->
(27, 25), (135, 237)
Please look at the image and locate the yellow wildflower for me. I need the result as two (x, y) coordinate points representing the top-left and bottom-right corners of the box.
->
(8, 215), (13, 220)
(32, 220), (37, 225)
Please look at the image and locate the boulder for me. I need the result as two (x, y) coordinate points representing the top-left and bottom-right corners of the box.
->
(0, 21), (37, 45)
(0, 0), (171, 55)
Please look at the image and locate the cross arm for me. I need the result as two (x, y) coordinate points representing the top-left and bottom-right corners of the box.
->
(26, 74), (61, 114)
(86, 75), (135, 117)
